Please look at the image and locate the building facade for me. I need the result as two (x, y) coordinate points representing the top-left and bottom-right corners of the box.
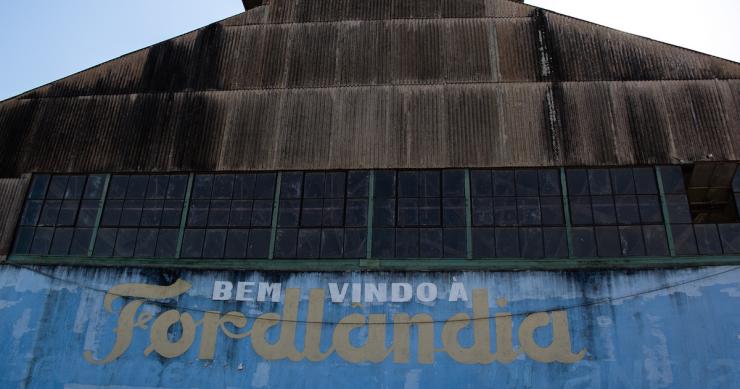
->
(1, 0), (739, 387)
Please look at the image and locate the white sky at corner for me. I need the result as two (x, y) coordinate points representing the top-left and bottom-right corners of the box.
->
(526, 0), (740, 62)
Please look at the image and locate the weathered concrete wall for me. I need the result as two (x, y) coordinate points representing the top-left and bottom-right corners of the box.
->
(1, 264), (739, 388)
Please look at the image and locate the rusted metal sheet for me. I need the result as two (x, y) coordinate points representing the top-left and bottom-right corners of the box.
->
(0, 177), (29, 259)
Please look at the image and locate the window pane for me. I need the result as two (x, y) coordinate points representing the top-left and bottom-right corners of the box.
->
(591, 196), (616, 225)
(321, 228), (344, 258)
(443, 228), (466, 258)
(280, 172), (303, 199)
(39, 200), (61, 226)
(155, 229), (178, 258)
(374, 171), (396, 198)
(418, 198), (441, 226)
(519, 227), (543, 258)
(538, 169), (561, 196)
(671, 224), (698, 256)
(275, 229), (298, 258)
(346, 199), (368, 227)
(229, 200), (253, 227)
(303, 198), (325, 230)
(162, 200), (183, 227)
(443, 170), (465, 197)
(225, 230), (249, 258)
(643, 225), (669, 256)
(13, 227), (35, 254)
(611, 169), (635, 195)
(494, 197), (517, 226)
(398, 171), (419, 197)
(471, 170), (493, 197)
(213, 175), (235, 199)
(517, 197), (541, 226)
(119, 199), (143, 227)
(93, 228), (117, 257)
(718, 224), (740, 254)
(543, 227), (568, 258)
(659, 166), (685, 194)
(325, 172), (346, 198)
(192, 175), (214, 199)
(419, 171), (440, 197)
(101, 200), (123, 227)
(515, 170), (539, 196)
(372, 228), (395, 258)
(30, 227), (54, 255)
(207, 200), (231, 227)
(569, 196), (593, 226)
(166, 175), (189, 199)
(146, 176), (169, 199)
(83, 175), (106, 200)
(28, 175), (50, 199)
(566, 169), (589, 196)
(297, 229), (321, 258)
(694, 224), (722, 255)
(247, 229), (270, 258)
(126, 176), (148, 199)
(665, 195), (692, 224)
(395, 228), (419, 258)
(588, 169), (612, 195)
(57, 200), (80, 226)
(69, 228), (93, 256)
(134, 229), (158, 257)
(47, 176), (69, 199)
(495, 228), (519, 257)
(398, 198), (419, 227)
(419, 228), (443, 258)
(493, 171), (516, 196)
(637, 195), (663, 224)
(49, 228), (74, 255)
(472, 228), (494, 258)
(733, 167), (740, 192)
(615, 195), (640, 225)
(347, 171), (369, 198)
(619, 226), (645, 257)
(373, 198), (396, 227)
(472, 197), (494, 226)
(572, 227), (597, 257)
(107, 176), (128, 199)
(343, 228), (367, 258)
(251, 200), (273, 227)
(540, 197), (564, 226)
(114, 228), (137, 257)
(304, 172), (325, 198)
(595, 226), (620, 257)
(20, 200), (43, 226)
(633, 168), (658, 194)
(202, 229), (227, 258)
(278, 200), (301, 227)
(182, 229), (205, 258)
(233, 174), (256, 199)
(76, 200), (99, 228)
(322, 198), (344, 227)
(65, 176), (86, 200)
(443, 198), (466, 227)
(254, 173), (277, 200)
(140, 200), (164, 227)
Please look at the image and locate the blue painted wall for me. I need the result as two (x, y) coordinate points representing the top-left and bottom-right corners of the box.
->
(0, 264), (739, 388)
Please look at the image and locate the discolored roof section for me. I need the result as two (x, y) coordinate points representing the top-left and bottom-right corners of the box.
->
(0, 0), (739, 178)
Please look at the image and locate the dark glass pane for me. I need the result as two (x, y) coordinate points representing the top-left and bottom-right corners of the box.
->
(69, 228), (92, 256)
(140, 199), (164, 227)
(233, 174), (256, 199)
(65, 176), (86, 200)
(146, 176), (169, 199)
(517, 197), (541, 226)
(719, 224), (740, 254)
(126, 176), (148, 199)
(47, 176), (69, 199)
(493, 170), (516, 196)
(83, 175), (106, 200)
(28, 175), (50, 199)
(93, 228), (117, 257)
(398, 198), (419, 226)
(343, 228), (367, 258)
(107, 176), (129, 200)
(694, 224), (722, 255)
(275, 229), (298, 258)
(225, 230), (249, 258)
(592, 196), (616, 225)
(346, 199), (368, 227)
(637, 195), (663, 224)
(443, 170), (465, 197)
(374, 171), (396, 198)
(300, 199), (323, 227)
(418, 197), (441, 226)
(49, 228), (74, 255)
(633, 168), (658, 194)
(192, 175), (214, 199)
(57, 200), (80, 226)
(20, 200), (43, 226)
(472, 228), (494, 258)
(13, 227), (35, 254)
(472, 197), (494, 226)
(325, 172), (346, 198)
(251, 200), (273, 227)
(619, 226), (645, 257)
(347, 171), (369, 198)
(733, 166), (740, 192)
(419, 171), (440, 197)
(166, 175), (189, 199)
(398, 171), (419, 197)
(202, 229), (227, 258)
(520, 227), (543, 258)
(297, 229), (321, 258)
(372, 228), (395, 258)
(101, 199), (123, 227)
(395, 228), (419, 258)
(615, 195), (640, 225)
(494, 197), (517, 226)
(247, 229), (270, 258)
(515, 170), (539, 196)
(611, 169), (635, 195)
(566, 169), (589, 196)
(538, 169), (561, 196)
(419, 228), (443, 258)
(39, 200), (61, 226)
(665, 195), (692, 224)
(443, 228), (466, 258)
(119, 199), (143, 227)
(443, 198), (466, 227)
(280, 172), (303, 199)
(671, 224), (698, 256)
(114, 228), (137, 257)
(595, 226), (620, 257)
(30, 227), (54, 255)
(736, 194), (740, 219)
(278, 200), (300, 227)
(321, 228), (344, 258)
(588, 169), (612, 195)
(254, 173), (277, 200)
(569, 196), (593, 226)
(229, 200), (253, 227)
(572, 227), (597, 257)
(155, 229), (178, 258)
(495, 228), (519, 257)
(213, 175), (235, 199)
(207, 200), (231, 227)
(659, 166), (685, 194)
(373, 198), (396, 227)
(543, 227), (568, 258)
(162, 200), (183, 227)
(322, 198), (344, 227)
(134, 229), (158, 257)
(540, 197), (564, 226)
(471, 170), (493, 196)
(643, 225), (669, 256)
(304, 172), (325, 198)
(181, 229), (205, 258)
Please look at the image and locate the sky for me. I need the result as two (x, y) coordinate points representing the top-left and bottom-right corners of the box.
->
(0, 0), (738, 101)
